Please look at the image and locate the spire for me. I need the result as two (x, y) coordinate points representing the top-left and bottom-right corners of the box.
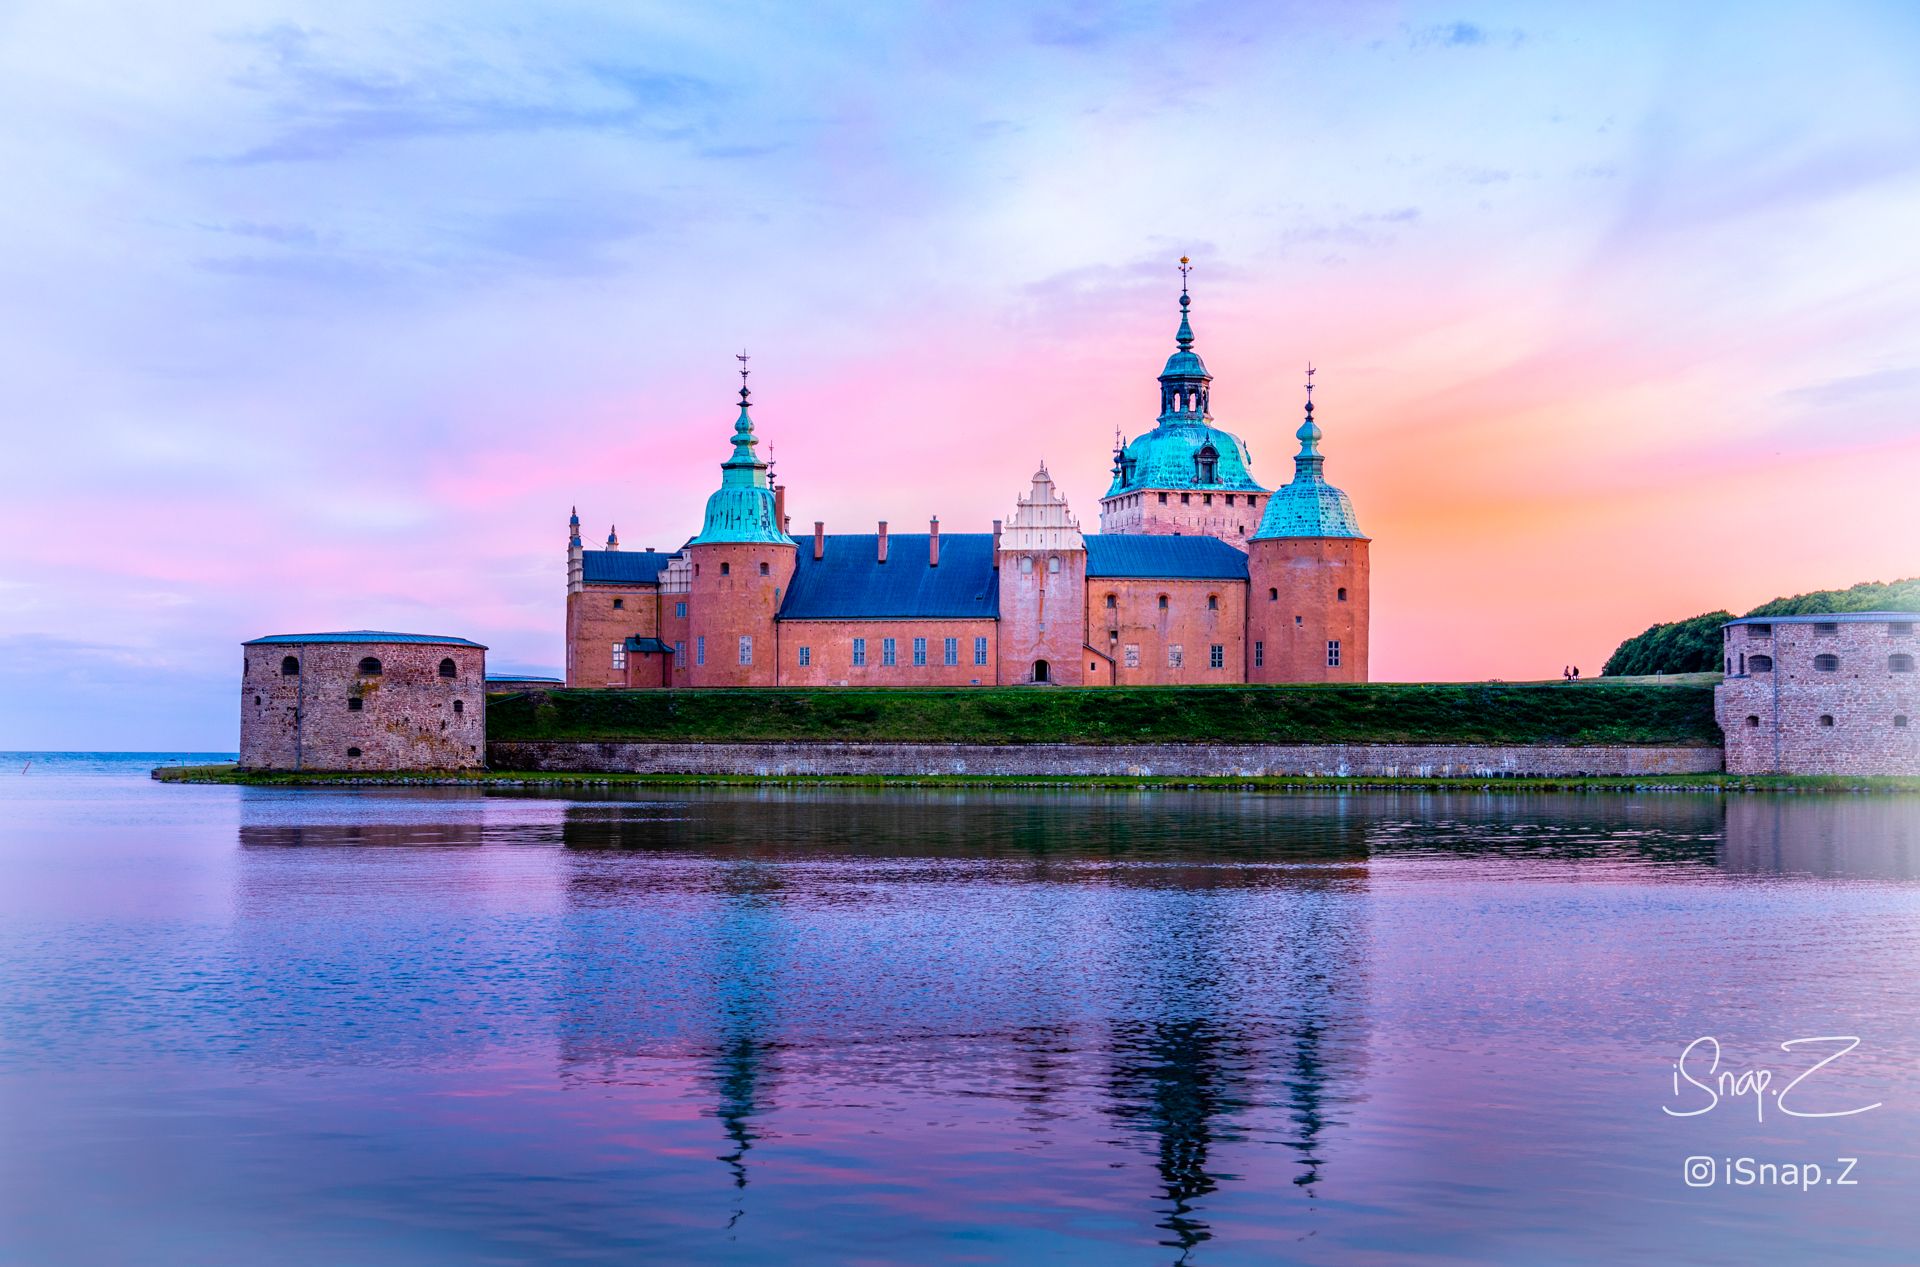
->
(606, 524), (620, 550)
(568, 505), (582, 549)
(690, 353), (796, 546)
(1175, 256), (1195, 350)
(1291, 363), (1326, 485)
(1156, 257), (1211, 421)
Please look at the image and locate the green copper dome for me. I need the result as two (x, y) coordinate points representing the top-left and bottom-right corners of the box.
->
(689, 375), (796, 547)
(1106, 279), (1269, 497)
(1252, 395), (1366, 540)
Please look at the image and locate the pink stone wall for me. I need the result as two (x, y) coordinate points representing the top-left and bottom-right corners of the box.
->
(686, 542), (796, 687)
(1098, 489), (1264, 546)
(1716, 619), (1919, 775)
(566, 584), (660, 688)
(240, 640), (485, 770)
(777, 620), (999, 686)
(1246, 538), (1370, 683)
(1086, 577), (1248, 685)
(997, 548), (1088, 685)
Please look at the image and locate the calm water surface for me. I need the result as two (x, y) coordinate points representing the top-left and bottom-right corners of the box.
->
(4, 754), (1920, 1264)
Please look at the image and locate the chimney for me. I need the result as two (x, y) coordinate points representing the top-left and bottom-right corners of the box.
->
(877, 521), (889, 563)
(992, 518), (1003, 553)
(813, 521), (825, 560)
(774, 485), (787, 534)
(929, 517), (940, 566)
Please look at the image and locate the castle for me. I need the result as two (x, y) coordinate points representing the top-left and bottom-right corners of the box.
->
(564, 266), (1371, 690)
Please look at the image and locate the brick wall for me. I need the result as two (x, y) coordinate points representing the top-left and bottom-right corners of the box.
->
(1716, 619), (1918, 775)
(777, 619), (998, 686)
(565, 583), (661, 688)
(1098, 489), (1264, 544)
(1247, 537), (1369, 682)
(241, 641), (485, 770)
(686, 542), (796, 687)
(997, 548), (1088, 685)
(491, 739), (1721, 778)
(1086, 577), (1248, 685)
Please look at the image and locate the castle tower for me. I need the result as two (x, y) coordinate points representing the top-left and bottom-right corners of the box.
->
(564, 507), (585, 683)
(685, 355), (796, 687)
(997, 464), (1088, 685)
(1246, 369), (1369, 682)
(1099, 259), (1271, 545)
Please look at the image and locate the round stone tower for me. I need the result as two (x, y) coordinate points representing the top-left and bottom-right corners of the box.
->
(685, 358), (796, 687)
(1246, 372), (1370, 683)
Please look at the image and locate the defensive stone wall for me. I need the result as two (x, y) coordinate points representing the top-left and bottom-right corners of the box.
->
(241, 639), (486, 771)
(1716, 615), (1917, 775)
(489, 740), (1721, 779)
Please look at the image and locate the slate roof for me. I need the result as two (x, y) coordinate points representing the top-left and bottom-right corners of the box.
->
(780, 534), (1001, 620)
(1083, 534), (1249, 581)
(1724, 612), (1920, 627)
(244, 631), (487, 648)
(581, 550), (674, 584)
(623, 636), (675, 653)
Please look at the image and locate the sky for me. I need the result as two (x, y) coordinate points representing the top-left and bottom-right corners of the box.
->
(1, 0), (1918, 749)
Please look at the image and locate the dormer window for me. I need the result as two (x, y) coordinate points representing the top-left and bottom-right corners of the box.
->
(1195, 445), (1218, 483)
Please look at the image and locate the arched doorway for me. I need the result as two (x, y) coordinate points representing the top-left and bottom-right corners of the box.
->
(1032, 659), (1050, 683)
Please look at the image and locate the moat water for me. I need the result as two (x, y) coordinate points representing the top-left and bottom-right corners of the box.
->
(4, 754), (1920, 1264)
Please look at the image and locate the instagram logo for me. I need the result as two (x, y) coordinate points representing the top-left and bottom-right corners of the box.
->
(1684, 1157), (1716, 1187)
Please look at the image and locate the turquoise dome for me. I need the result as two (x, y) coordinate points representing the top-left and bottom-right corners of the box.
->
(1251, 407), (1366, 540)
(689, 386), (796, 547)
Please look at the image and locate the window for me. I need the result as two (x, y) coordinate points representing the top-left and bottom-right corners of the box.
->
(1746, 715), (1760, 727)
(1181, 493), (1191, 505)
(612, 598), (624, 610)
(346, 747), (361, 758)
(612, 642), (627, 670)
(1891, 622), (1915, 636)
(1327, 640), (1342, 667)
(1124, 644), (1140, 668)
(696, 636), (706, 666)
(1746, 624), (1772, 638)
(852, 637), (868, 667)
(1209, 644), (1224, 669)
(675, 601), (687, 619)
(1195, 445), (1218, 482)
(1890, 654), (1916, 673)
(1813, 622), (1839, 634)
(1749, 654), (1773, 672)
(759, 561), (770, 576)
(739, 636), (753, 665)
(1105, 593), (1117, 609)
(913, 637), (927, 666)
(1207, 594), (1218, 611)
(1253, 641), (1264, 668)
(1048, 556), (1060, 574)
(438, 657), (457, 679)
(798, 645), (812, 667)
(944, 637), (959, 666)
(1225, 494), (1235, 506)
(453, 700), (464, 714)
(674, 640), (685, 661)
(1268, 587), (1278, 602)
(1819, 714), (1835, 728)
(974, 636), (988, 666)
(358, 656), (382, 675)
(882, 637), (897, 667)
(1203, 493), (1213, 506)
(1020, 556), (1034, 574)
(1295, 615), (1304, 627)
(1158, 492), (1168, 504)
(1168, 645), (1184, 668)
(1337, 587), (1348, 602)
(347, 697), (363, 712)
(1814, 654), (1840, 672)
(1896, 716), (1910, 729)
(720, 562), (730, 575)
(1158, 594), (1169, 610)
(253, 694), (261, 705)
(280, 655), (299, 676)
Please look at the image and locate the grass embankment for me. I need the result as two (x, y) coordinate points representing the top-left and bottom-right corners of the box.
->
(484, 681), (1721, 747)
(151, 765), (1920, 794)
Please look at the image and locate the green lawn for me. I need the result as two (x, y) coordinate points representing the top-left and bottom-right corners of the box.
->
(484, 681), (1722, 747)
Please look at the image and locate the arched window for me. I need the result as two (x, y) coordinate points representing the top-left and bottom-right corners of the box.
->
(358, 656), (382, 675)
(1207, 594), (1218, 611)
(1158, 594), (1169, 610)
(1020, 556), (1034, 574)
(1337, 587), (1348, 602)
(1104, 593), (1117, 609)
(1048, 556), (1060, 574)
(453, 700), (464, 714)
(438, 657), (457, 679)
(1818, 714), (1835, 728)
(1890, 654), (1916, 673)
(1749, 654), (1773, 672)
(346, 746), (362, 758)
(1745, 715), (1760, 727)
(1268, 587), (1278, 602)
(280, 655), (300, 676)
(1195, 445), (1218, 483)
(1813, 654), (1839, 672)
(759, 561), (769, 576)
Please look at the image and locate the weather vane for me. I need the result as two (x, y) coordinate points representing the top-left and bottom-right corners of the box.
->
(1178, 255), (1192, 292)
(1304, 362), (1316, 404)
